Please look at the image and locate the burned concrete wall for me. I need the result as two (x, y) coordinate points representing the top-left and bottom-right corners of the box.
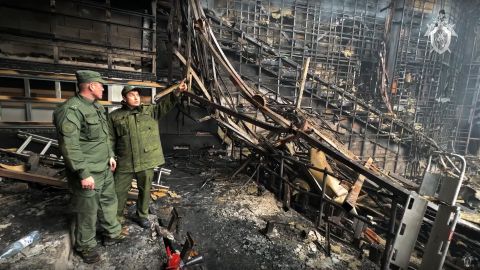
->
(0, 0), (156, 77)
(0, 0), (159, 124)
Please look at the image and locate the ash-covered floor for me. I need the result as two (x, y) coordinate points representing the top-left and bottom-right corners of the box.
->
(0, 154), (378, 270)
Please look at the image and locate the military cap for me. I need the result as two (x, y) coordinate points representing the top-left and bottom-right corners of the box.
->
(75, 70), (107, 84)
(121, 85), (142, 97)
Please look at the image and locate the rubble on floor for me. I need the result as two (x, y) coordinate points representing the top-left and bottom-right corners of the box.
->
(154, 154), (378, 270)
(0, 181), (164, 269)
(0, 155), (380, 269)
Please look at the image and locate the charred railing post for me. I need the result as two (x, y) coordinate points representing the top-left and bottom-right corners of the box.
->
(239, 142), (243, 162)
(325, 220), (331, 257)
(278, 154), (284, 200)
(317, 172), (329, 229)
(256, 157), (261, 194)
(282, 181), (290, 211)
(269, 162), (276, 193)
(325, 205), (333, 257)
(299, 186), (309, 212)
(314, 210), (321, 228)
(381, 199), (398, 270)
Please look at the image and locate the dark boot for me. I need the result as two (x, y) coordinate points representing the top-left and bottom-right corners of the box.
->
(78, 248), (100, 264)
(103, 233), (126, 246)
(132, 215), (151, 229)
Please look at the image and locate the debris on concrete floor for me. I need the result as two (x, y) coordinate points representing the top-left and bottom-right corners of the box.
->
(0, 179), (165, 270)
(1, 153), (479, 269)
(154, 154), (379, 270)
(0, 154), (379, 269)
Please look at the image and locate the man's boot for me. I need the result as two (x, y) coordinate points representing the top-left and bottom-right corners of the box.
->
(78, 247), (100, 264)
(132, 215), (151, 229)
(103, 233), (126, 246)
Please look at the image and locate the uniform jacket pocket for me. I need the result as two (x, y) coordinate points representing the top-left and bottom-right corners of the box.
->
(85, 116), (100, 139)
(114, 119), (128, 137)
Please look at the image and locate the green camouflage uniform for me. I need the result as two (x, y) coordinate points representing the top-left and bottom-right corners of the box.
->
(109, 87), (178, 221)
(53, 70), (121, 252)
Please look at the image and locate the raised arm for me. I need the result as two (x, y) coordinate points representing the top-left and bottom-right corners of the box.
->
(153, 80), (187, 119)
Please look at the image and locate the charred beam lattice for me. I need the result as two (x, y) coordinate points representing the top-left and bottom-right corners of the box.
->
(162, 0), (477, 269)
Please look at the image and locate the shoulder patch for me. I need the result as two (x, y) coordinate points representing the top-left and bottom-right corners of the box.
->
(62, 121), (77, 134)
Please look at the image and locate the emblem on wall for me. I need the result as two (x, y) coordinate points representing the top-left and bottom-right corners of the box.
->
(425, 10), (457, 54)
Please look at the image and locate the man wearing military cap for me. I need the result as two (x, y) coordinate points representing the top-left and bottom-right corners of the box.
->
(53, 70), (125, 264)
(109, 81), (186, 229)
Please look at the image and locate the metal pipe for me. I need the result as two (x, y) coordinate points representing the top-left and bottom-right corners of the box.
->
(18, 132), (59, 148)
(16, 135), (32, 154)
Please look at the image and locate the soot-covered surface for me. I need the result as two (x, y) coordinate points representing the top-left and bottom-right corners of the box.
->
(0, 154), (376, 269)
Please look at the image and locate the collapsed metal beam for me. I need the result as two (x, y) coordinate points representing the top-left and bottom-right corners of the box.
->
(176, 5), (410, 201)
(168, 2), (479, 269)
(205, 11), (440, 152)
(184, 92), (289, 134)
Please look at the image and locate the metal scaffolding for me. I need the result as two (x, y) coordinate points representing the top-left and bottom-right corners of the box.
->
(203, 0), (480, 177)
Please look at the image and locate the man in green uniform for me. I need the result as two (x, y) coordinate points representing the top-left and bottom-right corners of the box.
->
(53, 70), (125, 264)
(109, 82), (186, 228)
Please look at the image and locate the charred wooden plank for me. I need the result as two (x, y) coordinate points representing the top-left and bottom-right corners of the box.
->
(0, 168), (67, 188)
(343, 158), (374, 212)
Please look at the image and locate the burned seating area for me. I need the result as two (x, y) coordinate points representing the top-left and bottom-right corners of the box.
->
(1, 0), (480, 269)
